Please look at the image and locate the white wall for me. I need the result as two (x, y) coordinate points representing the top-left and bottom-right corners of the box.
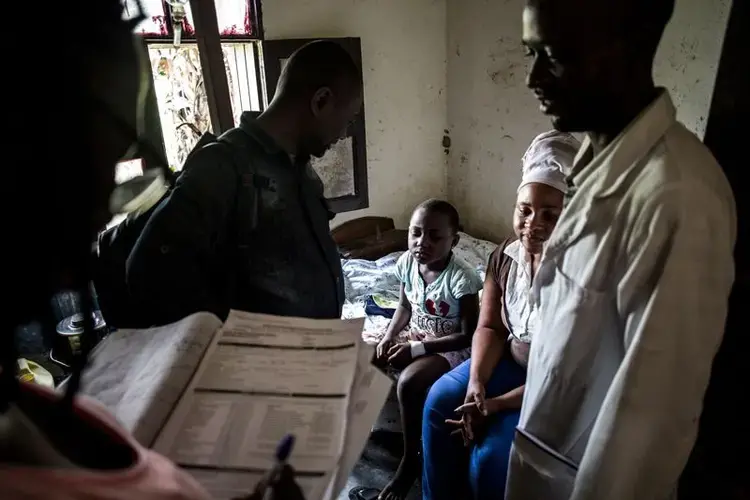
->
(446, 0), (541, 241)
(262, 0), (448, 228)
(446, 0), (732, 242)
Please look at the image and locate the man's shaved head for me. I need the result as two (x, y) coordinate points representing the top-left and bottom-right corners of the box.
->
(276, 40), (362, 100)
(270, 40), (363, 159)
(523, 0), (675, 133)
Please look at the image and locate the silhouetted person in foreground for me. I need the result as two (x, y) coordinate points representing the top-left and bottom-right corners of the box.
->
(0, 2), (303, 499)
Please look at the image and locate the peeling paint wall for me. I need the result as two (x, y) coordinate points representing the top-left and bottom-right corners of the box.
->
(263, 0), (448, 228)
(446, 0), (732, 242)
(446, 0), (542, 241)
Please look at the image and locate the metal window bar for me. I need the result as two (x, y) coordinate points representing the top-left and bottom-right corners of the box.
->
(224, 42), (262, 124)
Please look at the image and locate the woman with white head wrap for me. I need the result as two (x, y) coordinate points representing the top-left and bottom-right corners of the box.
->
(515, 130), (579, 252)
(519, 130), (579, 192)
(422, 131), (580, 500)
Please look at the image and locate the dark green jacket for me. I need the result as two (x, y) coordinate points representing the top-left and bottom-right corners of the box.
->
(126, 112), (344, 325)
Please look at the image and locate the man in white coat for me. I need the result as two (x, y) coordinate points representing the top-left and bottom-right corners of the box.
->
(504, 0), (736, 499)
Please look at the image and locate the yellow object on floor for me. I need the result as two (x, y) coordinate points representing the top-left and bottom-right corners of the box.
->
(16, 358), (55, 388)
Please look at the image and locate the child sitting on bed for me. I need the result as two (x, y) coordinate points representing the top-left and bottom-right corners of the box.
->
(372, 199), (482, 500)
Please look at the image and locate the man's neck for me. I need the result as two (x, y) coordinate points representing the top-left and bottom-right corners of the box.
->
(588, 85), (660, 154)
(256, 103), (300, 156)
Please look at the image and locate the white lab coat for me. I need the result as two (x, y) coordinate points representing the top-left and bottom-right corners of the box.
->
(505, 92), (736, 500)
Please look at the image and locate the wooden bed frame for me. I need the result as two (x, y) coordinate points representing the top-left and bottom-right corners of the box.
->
(331, 216), (408, 260)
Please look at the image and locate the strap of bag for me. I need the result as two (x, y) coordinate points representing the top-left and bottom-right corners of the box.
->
(209, 127), (265, 307)
(216, 128), (263, 241)
(189, 128), (263, 239)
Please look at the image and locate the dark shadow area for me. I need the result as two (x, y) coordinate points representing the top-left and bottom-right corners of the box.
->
(338, 431), (422, 500)
(680, 0), (750, 498)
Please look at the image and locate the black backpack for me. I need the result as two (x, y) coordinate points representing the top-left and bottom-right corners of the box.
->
(93, 129), (259, 329)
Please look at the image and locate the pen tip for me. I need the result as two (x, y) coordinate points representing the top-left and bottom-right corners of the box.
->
(276, 434), (295, 462)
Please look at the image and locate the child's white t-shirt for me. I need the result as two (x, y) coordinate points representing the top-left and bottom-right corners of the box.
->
(395, 252), (483, 337)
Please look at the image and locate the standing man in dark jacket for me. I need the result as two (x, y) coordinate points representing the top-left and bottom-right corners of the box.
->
(126, 40), (363, 325)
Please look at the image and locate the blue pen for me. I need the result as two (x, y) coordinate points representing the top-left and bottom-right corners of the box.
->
(263, 434), (296, 500)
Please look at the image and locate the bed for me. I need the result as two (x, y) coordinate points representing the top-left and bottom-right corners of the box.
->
(333, 216), (499, 342)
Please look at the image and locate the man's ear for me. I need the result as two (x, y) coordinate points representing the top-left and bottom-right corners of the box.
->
(452, 232), (460, 248)
(310, 87), (333, 117)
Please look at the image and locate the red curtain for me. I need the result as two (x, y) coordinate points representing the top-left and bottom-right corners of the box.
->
(122, 0), (254, 37)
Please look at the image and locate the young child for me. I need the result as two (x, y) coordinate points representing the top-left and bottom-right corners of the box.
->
(374, 200), (482, 500)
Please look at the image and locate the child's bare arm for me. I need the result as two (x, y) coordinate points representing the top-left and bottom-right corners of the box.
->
(423, 293), (479, 354)
(377, 285), (411, 360)
(383, 284), (411, 340)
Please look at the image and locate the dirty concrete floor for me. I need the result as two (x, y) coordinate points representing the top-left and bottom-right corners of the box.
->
(336, 431), (422, 500)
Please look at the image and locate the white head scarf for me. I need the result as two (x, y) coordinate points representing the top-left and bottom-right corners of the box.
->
(518, 131), (581, 193)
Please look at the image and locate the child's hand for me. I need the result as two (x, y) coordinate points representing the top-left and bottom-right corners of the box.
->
(376, 337), (394, 360)
(386, 342), (412, 369)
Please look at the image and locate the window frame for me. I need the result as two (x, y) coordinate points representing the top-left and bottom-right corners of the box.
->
(138, 0), (265, 136)
(131, 4), (369, 214)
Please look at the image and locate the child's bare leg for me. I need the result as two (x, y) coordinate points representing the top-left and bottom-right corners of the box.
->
(380, 355), (451, 500)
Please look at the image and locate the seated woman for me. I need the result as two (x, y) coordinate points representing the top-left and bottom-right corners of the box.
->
(355, 200), (483, 500)
(421, 131), (580, 500)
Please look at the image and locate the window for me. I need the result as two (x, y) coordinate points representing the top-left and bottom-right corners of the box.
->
(264, 38), (369, 213)
(123, 0), (264, 170)
(121, 3), (369, 213)
(147, 44), (213, 170)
